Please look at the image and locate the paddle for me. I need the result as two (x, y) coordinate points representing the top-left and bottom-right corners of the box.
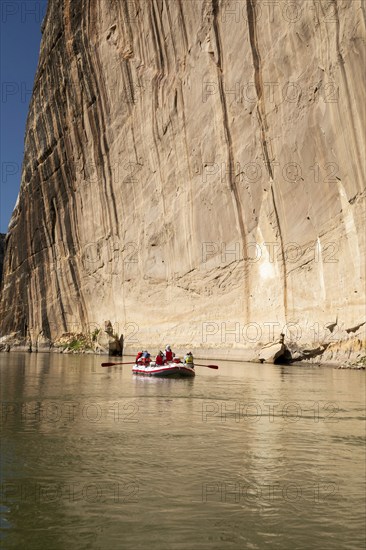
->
(101, 361), (218, 369)
(177, 361), (218, 369)
(193, 363), (218, 369)
(101, 361), (136, 367)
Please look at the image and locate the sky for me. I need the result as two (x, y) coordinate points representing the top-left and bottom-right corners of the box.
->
(0, 0), (47, 234)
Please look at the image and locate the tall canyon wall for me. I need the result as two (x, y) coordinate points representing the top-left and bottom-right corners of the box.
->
(0, 234), (5, 286)
(0, 0), (365, 356)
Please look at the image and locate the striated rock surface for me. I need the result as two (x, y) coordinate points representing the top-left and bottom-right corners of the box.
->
(0, 0), (365, 361)
(0, 234), (5, 286)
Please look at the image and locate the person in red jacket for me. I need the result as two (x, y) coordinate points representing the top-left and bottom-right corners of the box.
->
(140, 351), (151, 366)
(165, 345), (174, 362)
(135, 351), (143, 364)
(155, 351), (164, 365)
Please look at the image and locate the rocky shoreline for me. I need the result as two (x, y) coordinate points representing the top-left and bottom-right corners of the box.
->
(0, 321), (124, 356)
(1, 323), (364, 369)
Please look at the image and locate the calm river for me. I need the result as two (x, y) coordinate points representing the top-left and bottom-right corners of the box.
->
(0, 353), (365, 550)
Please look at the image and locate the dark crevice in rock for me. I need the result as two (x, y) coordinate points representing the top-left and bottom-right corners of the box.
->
(332, 0), (363, 187)
(296, 343), (331, 361)
(178, 0), (189, 52)
(151, 1), (165, 73)
(346, 321), (366, 334)
(246, 0), (287, 319)
(212, 0), (250, 321)
(274, 349), (292, 365)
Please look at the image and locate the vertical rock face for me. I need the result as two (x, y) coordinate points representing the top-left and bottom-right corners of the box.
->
(0, 234), (5, 286)
(0, 0), (365, 353)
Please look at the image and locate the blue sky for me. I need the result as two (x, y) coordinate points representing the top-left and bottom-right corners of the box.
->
(0, 0), (47, 233)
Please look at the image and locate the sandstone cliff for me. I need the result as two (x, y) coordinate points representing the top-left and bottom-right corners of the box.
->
(0, 0), (365, 361)
(0, 234), (5, 286)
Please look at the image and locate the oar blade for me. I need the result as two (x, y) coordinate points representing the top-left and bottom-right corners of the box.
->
(194, 363), (219, 369)
(101, 361), (135, 367)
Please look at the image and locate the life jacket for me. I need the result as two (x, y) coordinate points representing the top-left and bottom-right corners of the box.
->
(165, 350), (173, 361)
(185, 355), (193, 364)
(136, 351), (143, 362)
(155, 354), (164, 365)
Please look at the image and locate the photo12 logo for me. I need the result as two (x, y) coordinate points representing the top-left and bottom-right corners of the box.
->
(1, 82), (33, 104)
(202, 479), (338, 504)
(1, 161), (20, 183)
(1, 1), (48, 24)
(202, 80), (339, 104)
(201, 241), (339, 266)
(1, 400), (140, 425)
(80, 239), (139, 268)
(201, 160), (340, 184)
(1, 480), (139, 504)
(79, 160), (144, 188)
(201, 399), (339, 423)
(214, 1), (341, 25)
(200, 320), (349, 346)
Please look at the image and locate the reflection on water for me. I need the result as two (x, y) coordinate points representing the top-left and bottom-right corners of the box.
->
(0, 352), (365, 550)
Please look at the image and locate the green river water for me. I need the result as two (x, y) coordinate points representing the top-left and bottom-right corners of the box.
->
(0, 352), (365, 549)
